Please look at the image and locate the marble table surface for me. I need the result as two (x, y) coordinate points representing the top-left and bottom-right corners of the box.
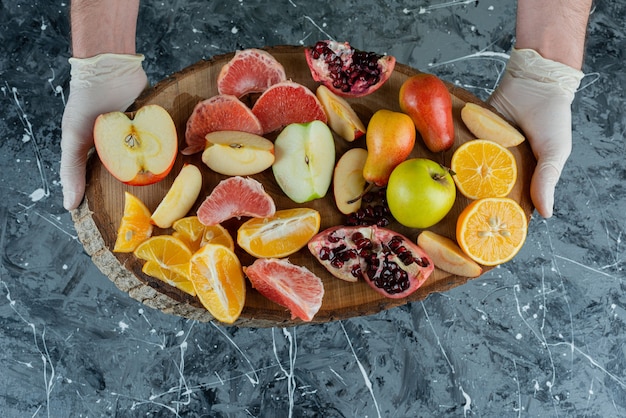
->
(1, 1), (625, 416)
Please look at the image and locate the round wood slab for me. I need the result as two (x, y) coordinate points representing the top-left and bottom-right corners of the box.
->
(72, 45), (534, 327)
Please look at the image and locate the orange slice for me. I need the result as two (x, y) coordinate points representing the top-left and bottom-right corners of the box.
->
(113, 192), (153, 252)
(189, 244), (246, 324)
(237, 208), (321, 258)
(451, 139), (517, 199)
(141, 260), (196, 296)
(172, 216), (234, 252)
(456, 197), (528, 266)
(133, 235), (192, 278)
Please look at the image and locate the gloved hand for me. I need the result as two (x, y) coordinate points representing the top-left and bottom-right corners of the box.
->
(60, 53), (148, 210)
(488, 48), (584, 218)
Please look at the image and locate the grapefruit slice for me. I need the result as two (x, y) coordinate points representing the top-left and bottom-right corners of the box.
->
(217, 48), (287, 98)
(251, 80), (328, 134)
(197, 176), (276, 225)
(184, 95), (263, 155)
(244, 258), (324, 322)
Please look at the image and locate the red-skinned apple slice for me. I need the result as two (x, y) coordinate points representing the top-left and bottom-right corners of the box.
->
(316, 85), (366, 142)
(94, 104), (178, 186)
(202, 131), (275, 176)
(333, 147), (368, 214)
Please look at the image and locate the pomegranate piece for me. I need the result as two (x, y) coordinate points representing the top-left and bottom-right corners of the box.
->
(305, 40), (396, 98)
(308, 225), (434, 298)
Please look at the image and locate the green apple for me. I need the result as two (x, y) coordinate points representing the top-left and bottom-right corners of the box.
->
(387, 158), (456, 228)
(272, 120), (336, 203)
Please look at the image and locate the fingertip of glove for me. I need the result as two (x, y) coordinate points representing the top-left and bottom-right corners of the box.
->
(63, 190), (82, 211)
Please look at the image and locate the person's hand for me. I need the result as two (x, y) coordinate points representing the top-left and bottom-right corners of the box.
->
(60, 53), (148, 210)
(488, 48), (584, 218)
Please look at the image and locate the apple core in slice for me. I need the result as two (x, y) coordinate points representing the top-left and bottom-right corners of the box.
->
(202, 131), (275, 176)
(93, 104), (178, 185)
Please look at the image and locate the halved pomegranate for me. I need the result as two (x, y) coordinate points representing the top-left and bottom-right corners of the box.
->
(305, 40), (396, 98)
(308, 225), (433, 299)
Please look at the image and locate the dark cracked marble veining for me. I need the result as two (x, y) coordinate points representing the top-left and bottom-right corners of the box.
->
(1, 1), (625, 417)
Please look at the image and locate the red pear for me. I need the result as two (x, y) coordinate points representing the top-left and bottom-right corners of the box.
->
(399, 74), (455, 153)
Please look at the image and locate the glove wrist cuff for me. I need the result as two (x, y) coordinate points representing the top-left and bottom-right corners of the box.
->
(68, 53), (147, 87)
(507, 48), (584, 96)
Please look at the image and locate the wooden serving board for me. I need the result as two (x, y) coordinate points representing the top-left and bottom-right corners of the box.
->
(73, 45), (534, 327)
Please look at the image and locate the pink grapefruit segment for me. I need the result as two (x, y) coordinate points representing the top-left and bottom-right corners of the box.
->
(184, 95), (263, 155)
(244, 258), (324, 322)
(251, 80), (328, 134)
(217, 48), (287, 98)
(197, 176), (276, 225)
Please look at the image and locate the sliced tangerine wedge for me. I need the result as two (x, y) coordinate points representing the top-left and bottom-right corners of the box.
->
(172, 216), (234, 252)
(133, 235), (192, 278)
(141, 260), (196, 296)
(189, 244), (246, 324)
(456, 197), (528, 266)
(113, 192), (154, 253)
(237, 208), (321, 258)
(451, 139), (518, 199)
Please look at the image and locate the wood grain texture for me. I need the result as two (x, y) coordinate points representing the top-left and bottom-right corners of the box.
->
(73, 45), (535, 327)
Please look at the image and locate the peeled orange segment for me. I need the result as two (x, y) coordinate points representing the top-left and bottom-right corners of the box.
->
(189, 244), (246, 324)
(184, 94), (263, 155)
(451, 139), (518, 199)
(217, 48), (287, 98)
(197, 176), (276, 226)
(237, 208), (321, 258)
(251, 80), (328, 134)
(141, 260), (196, 296)
(113, 192), (154, 253)
(456, 197), (528, 266)
(244, 258), (324, 322)
(172, 216), (235, 252)
(133, 235), (193, 278)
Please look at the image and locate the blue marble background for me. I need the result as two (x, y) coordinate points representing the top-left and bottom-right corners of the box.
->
(1, 1), (625, 416)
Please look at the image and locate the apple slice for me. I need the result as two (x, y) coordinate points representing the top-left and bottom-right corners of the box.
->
(94, 104), (178, 185)
(272, 121), (336, 203)
(417, 230), (482, 278)
(201, 131), (275, 176)
(316, 85), (366, 142)
(333, 148), (368, 214)
(461, 102), (525, 147)
(151, 164), (203, 229)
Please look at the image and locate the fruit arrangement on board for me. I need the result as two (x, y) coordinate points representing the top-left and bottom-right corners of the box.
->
(95, 40), (530, 324)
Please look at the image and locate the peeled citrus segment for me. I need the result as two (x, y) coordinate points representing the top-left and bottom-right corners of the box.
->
(451, 139), (518, 199)
(237, 208), (321, 258)
(189, 244), (246, 324)
(251, 80), (327, 134)
(244, 258), (324, 322)
(184, 94), (263, 155)
(141, 260), (196, 296)
(456, 197), (528, 266)
(133, 235), (193, 277)
(197, 176), (276, 226)
(113, 192), (154, 253)
(172, 216), (234, 252)
(217, 48), (287, 98)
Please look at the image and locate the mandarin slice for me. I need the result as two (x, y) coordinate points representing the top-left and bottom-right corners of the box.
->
(456, 197), (528, 266)
(451, 139), (518, 199)
(133, 235), (192, 277)
(141, 260), (196, 296)
(172, 216), (234, 252)
(237, 208), (321, 258)
(113, 191), (153, 253)
(189, 244), (246, 324)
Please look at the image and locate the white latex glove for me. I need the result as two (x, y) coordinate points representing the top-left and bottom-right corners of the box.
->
(60, 53), (148, 210)
(488, 48), (584, 218)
